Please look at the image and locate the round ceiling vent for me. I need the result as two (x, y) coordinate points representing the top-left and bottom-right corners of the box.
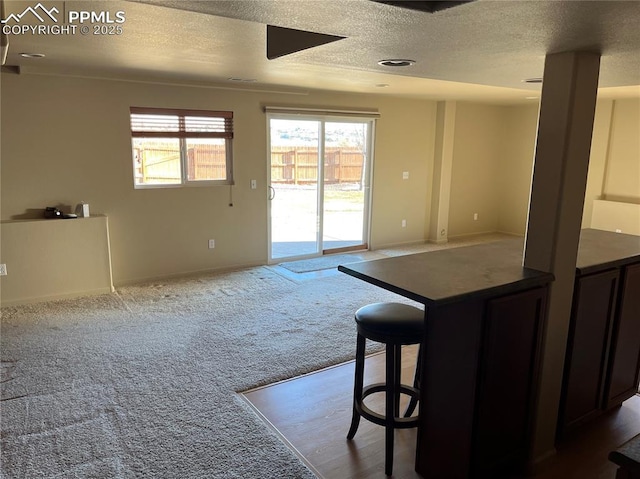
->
(377, 59), (416, 67)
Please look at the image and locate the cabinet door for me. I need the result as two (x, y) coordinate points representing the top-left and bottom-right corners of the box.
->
(560, 269), (619, 434)
(605, 263), (640, 408)
(472, 287), (547, 475)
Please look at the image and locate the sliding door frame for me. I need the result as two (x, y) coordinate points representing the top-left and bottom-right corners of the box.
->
(266, 111), (376, 264)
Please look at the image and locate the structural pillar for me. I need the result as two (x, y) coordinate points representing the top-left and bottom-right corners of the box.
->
(524, 51), (601, 462)
(428, 101), (456, 243)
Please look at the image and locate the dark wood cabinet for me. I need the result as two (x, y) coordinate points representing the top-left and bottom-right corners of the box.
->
(472, 288), (547, 475)
(558, 230), (640, 439)
(416, 287), (548, 478)
(605, 263), (640, 409)
(559, 269), (619, 433)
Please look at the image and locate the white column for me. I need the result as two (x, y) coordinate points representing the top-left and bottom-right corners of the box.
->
(524, 51), (601, 462)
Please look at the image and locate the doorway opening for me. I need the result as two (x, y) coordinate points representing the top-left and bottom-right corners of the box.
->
(267, 115), (374, 263)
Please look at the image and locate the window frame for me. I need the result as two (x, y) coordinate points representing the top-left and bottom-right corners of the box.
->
(130, 106), (234, 189)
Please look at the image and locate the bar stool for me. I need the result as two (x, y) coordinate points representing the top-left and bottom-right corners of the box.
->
(346, 302), (424, 476)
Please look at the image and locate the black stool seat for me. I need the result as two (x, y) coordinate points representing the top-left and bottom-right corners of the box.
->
(347, 302), (425, 476)
(355, 302), (425, 342)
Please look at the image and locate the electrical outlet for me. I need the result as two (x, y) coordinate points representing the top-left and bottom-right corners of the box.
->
(401, 219), (407, 228)
(208, 239), (215, 249)
(251, 179), (257, 189)
(0, 264), (7, 276)
(473, 213), (478, 221)
(402, 171), (409, 180)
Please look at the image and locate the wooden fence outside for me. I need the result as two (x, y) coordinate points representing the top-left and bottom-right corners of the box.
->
(134, 143), (365, 185)
(270, 146), (364, 184)
(187, 144), (227, 181)
(133, 143), (227, 183)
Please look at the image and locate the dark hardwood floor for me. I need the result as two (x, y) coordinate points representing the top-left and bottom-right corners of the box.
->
(241, 346), (640, 479)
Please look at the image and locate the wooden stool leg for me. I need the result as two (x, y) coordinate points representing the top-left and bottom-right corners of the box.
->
(404, 343), (422, 417)
(347, 333), (366, 440)
(385, 342), (396, 476)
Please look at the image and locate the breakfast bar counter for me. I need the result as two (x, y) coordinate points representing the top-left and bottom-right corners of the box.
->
(339, 238), (554, 478)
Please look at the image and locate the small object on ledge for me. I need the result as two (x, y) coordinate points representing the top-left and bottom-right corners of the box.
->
(75, 202), (90, 218)
(44, 207), (62, 219)
(44, 207), (77, 219)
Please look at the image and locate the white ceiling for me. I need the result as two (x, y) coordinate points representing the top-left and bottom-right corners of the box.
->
(2, 0), (640, 104)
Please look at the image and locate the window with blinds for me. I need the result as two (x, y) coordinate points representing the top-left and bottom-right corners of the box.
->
(130, 107), (234, 188)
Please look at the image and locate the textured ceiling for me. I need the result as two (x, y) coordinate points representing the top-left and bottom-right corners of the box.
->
(2, 0), (640, 103)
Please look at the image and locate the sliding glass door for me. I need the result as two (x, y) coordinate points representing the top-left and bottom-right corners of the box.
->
(268, 115), (373, 262)
(269, 118), (321, 259)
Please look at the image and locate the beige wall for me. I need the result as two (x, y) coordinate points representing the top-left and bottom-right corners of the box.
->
(370, 101), (436, 248)
(497, 104), (539, 235)
(446, 98), (639, 239)
(448, 102), (504, 237)
(0, 72), (435, 286)
(582, 100), (615, 228)
(586, 98), (640, 234)
(1, 71), (637, 295)
(0, 216), (114, 305)
(603, 98), (640, 202)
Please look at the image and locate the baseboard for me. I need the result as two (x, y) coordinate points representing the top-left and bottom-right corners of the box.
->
(426, 237), (448, 244)
(371, 239), (430, 250)
(113, 261), (266, 288)
(447, 230), (523, 240)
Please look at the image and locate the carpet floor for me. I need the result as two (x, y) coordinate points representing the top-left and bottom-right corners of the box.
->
(0, 233), (510, 478)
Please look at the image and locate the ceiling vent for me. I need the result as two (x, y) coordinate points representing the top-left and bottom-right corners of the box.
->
(372, 1), (476, 14)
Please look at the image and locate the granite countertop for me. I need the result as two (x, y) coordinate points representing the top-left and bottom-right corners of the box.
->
(339, 238), (553, 306)
(577, 229), (640, 275)
(338, 229), (640, 305)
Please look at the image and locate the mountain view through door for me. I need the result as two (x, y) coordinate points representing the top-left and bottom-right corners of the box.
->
(268, 117), (373, 262)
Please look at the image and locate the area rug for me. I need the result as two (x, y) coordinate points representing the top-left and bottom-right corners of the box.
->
(279, 253), (366, 273)
(0, 265), (419, 479)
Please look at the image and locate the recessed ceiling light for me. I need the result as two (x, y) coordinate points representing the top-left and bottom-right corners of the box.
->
(523, 77), (543, 84)
(525, 96), (539, 100)
(20, 53), (45, 58)
(375, 83), (390, 88)
(377, 59), (415, 67)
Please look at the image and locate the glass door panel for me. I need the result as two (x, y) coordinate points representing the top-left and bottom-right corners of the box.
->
(269, 119), (321, 260)
(322, 122), (368, 252)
